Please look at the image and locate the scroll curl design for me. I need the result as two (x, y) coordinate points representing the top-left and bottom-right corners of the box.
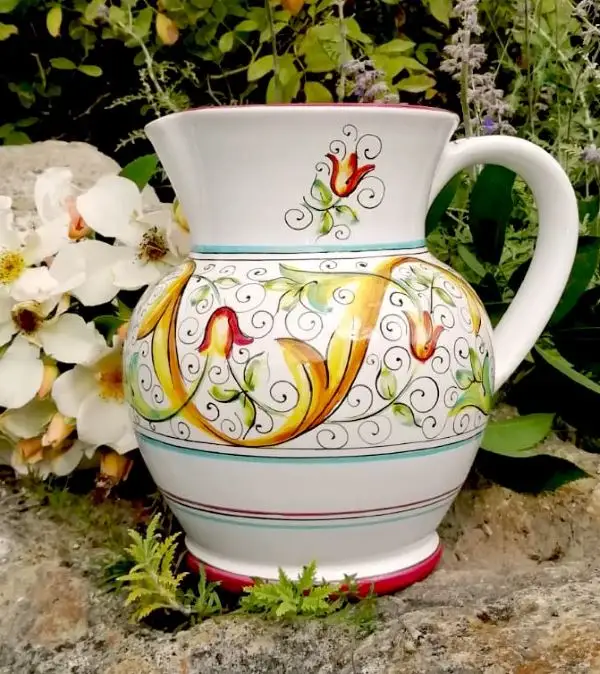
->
(283, 124), (385, 241)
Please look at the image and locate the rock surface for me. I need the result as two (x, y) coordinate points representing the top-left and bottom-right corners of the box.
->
(0, 140), (120, 221)
(0, 424), (598, 674)
(0, 143), (599, 673)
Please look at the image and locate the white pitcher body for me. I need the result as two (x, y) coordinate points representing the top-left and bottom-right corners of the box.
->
(123, 105), (578, 593)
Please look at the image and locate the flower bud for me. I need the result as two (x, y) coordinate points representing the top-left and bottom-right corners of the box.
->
(38, 362), (59, 399)
(42, 413), (75, 449)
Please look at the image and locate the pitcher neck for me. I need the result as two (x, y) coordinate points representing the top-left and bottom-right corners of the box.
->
(145, 106), (459, 253)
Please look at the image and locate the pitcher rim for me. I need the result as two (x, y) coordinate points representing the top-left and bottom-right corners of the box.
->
(145, 103), (459, 133)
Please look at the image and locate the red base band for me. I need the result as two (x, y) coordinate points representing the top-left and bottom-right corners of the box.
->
(186, 543), (443, 596)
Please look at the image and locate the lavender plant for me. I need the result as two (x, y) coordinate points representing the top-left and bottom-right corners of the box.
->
(440, 0), (514, 136)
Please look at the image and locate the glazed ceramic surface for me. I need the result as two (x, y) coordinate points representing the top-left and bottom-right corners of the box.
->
(124, 106), (579, 589)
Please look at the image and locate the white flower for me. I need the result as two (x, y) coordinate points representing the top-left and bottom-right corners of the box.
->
(52, 343), (137, 453)
(76, 175), (184, 290)
(34, 167), (95, 247)
(0, 196), (82, 301)
(0, 309), (106, 409)
(49, 238), (130, 307)
(0, 398), (96, 478)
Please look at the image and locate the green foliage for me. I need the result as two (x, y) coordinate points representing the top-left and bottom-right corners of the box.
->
(0, 0), (449, 148)
(118, 514), (222, 623)
(119, 153), (159, 189)
(240, 562), (338, 619)
(239, 561), (377, 630)
(116, 517), (376, 630)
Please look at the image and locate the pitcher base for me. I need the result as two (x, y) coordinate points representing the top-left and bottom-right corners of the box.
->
(185, 542), (443, 597)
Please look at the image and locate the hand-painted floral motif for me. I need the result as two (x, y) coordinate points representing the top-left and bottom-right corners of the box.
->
(198, 307), (253, 359)
(125, 253), (494, 450)
(325, 151), (375, 198)
(284, 124), (385, 241)
(405, 309), (444, 362)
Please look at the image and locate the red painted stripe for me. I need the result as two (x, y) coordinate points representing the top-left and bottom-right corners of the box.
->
(160, 484), (461, 519)
(187, 543), (444, 596)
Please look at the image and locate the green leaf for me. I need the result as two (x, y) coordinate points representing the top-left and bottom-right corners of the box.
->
(396, 75), (436, 93)
(50, 57), (76, 70)
(191, 285), (211, 306)
(427, 0), (452, 25)
(457, 243), (486, 278)
(375, 38), (415, 55)
(377, 367), (397, 400)
(344, 17), (371, 43)
(335, 204), (358, 223)
(475, 452), (588, 494)
(235, 19), (259, 32)
(0, 0), (20, 13)
(455, 368), (474, 388)
(244, 352), (269, 391)
(311, 178), (332, 206)
(450, 380), (491, 416)
(550, 236), (600, 324)
(132, 6), (152, 38)
(219, 31), (234, 52)
(265, 278), (297, 292)
(481, 413), (555, 457)
(4, 131), (30, 145)
(241, 394), (256, 428)
(78, 64), (103, 77)
(578, 196), (599, 225)
(426, 174), (461, 234)
(304, 81), (333, 103)
(392, 402), (415, 425)
(468, 165), (516, 265)
(248, 55), (274, 81)
(17, 117), (38, 128)
(482, 354), (493, 396)
(46, 6), (62, 36)
(209, 386), (241, 403)
(387, 56), (431, 75)
(267, 69), (301, 103)
(469, 348), (483, 381)
(119, 154), (158, 189)
(534, 345), (600, 396)
(214, 277), (239, 288)
(278, 288), (300, 312)
(94, 315), (127, 341)
(433, 286), (455, 306)
(319, 211), (334, 235)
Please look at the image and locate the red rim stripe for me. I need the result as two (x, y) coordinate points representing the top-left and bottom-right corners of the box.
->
(187, 543), (443, 597)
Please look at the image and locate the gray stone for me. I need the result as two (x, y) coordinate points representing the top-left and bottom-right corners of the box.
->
(0, 140), (119, 216)
(0, 426), (598, 674)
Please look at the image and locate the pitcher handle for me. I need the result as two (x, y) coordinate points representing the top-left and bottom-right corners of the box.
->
(429, 136), (579, 392)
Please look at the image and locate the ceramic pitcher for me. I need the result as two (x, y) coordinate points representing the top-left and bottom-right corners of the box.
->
(123, 105), (578, 594)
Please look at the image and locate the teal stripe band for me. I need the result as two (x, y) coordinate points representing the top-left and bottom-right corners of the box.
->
(167, 498), (450, 530)
(137, 430), (483, 464)
(191, 240), (427, 255)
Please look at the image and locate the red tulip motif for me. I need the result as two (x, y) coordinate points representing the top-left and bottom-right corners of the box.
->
(325, 151), (375, 198)
(198, 307), (253, 359)
(405, 310), (444, 363)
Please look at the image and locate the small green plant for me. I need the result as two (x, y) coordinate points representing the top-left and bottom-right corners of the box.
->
(118, 514), (222, 623)
(239, 560), (377, 631)
(116, 515), (377, 630)
(240, 561), (339, 619)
